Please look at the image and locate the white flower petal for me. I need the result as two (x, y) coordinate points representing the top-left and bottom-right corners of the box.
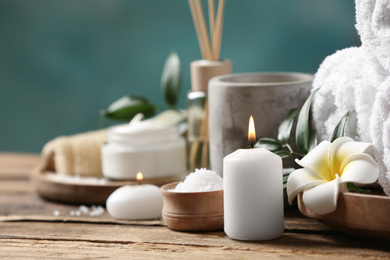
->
(329, 137), (373, 179)
(287, 168), (327, 205)
(339, 153), (379, 184)
(302, 175), (340, 215)
(296, 141), (332, 181)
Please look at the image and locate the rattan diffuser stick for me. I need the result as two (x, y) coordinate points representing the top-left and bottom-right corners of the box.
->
(188, 0), (225, 61)
(212, 0), (225, 61)
(208, 0), (215, 45)
(188, 0), (227, 170)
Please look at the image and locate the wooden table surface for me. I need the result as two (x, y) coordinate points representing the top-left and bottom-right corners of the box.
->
(1, 153), (390, 259)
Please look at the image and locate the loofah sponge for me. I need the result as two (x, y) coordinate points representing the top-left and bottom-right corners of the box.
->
(42, 130), (106, 177)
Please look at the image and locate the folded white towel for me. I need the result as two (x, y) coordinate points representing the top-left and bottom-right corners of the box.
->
(312, 47), (376, 141)
(312, 0), (390, 195)
(369, 0), (390, 72)
(371, 77), (390, 194)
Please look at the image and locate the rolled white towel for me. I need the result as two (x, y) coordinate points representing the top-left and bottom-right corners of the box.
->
(370, 76), (390, 194)
(312, 50), (390, 194)
(312, 47), (370, 141)
(356, 0), (390, 72)
(370, 0), (390, 72)
(312, 0), (390, 195)
(355, 0), (376, 45)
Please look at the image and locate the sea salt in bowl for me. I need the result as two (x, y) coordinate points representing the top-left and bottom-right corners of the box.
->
(161, 169), (223, 231)
(161, 169), (224, 231)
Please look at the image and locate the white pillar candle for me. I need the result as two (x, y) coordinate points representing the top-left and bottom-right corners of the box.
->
(106, 173), (163, 220)
(223, 116), (284, 240)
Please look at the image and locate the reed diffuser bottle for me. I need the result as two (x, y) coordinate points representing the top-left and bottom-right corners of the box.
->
(187, 0), (232, 171)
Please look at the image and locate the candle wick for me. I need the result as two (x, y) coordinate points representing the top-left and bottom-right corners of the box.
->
(138, 180), (142, 185)
(250, 141), (254, 149)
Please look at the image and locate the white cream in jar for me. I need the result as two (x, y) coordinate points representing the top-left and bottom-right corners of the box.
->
(101, 116), (186, 180)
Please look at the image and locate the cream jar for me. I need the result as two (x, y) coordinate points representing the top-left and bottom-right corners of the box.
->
(101, 118), (186, 180)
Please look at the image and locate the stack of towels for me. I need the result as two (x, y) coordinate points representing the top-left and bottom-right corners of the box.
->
(312, 0), (390, 195)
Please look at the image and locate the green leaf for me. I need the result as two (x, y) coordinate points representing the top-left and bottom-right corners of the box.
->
(346, 182), (371, 194)
(283, 168), (295, 176)
(274, 150), (291, 159)
(295, 88), (319, 155)
(283, 168), (295, 189)
(161, 52), (181, 109)
(100, 95), (157, 121)
(330, 111), (354, 142)
(254, 138), (282, 152)
(278, 108), (300, 143)
(307, 130), (318, 152)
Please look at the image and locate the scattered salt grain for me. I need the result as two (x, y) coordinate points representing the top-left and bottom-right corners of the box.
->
(70, 210), (81, 216)
(170, 168), (223, 192)
(46, 173), (107, 185)
(79, 205), (89, 214)
(53, 210), (60, 216)
(68, 205), (104, 217)
(89, 205), (105, 216)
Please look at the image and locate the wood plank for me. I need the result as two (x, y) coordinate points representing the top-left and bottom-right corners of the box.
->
(0, 180), (34, 193)
(0, 239), (366, 260)
(0, 153), (40, 178)
(0, 222), (389, 258)
(0, 154), (331, 234)
(0, 192), (163, 226)
(0, 189), (327, 232)
(2, 153), (389, 258)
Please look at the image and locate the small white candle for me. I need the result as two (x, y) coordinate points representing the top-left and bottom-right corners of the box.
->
(106, 173), (163, 220)
(223, 116), (284, 240)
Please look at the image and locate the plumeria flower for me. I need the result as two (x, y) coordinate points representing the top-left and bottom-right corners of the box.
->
(287, 137), (379, 215)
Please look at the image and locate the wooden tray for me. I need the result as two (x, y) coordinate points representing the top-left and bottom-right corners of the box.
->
(298, 192), (390, 241)
(31, 167), (184, 205)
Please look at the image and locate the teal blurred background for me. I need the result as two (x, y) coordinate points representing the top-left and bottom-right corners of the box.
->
(0, 0), (359, 153)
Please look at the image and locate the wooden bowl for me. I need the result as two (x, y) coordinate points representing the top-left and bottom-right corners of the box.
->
(161, 181), (224, 231)
(298, 192), (390, 241)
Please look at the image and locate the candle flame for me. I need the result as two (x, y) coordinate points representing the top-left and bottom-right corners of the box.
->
(136, 172), (143, 182)
(248, 116), (256, 148)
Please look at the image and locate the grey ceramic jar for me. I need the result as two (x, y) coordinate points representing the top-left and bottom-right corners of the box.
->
(208, 72), (314, 177)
